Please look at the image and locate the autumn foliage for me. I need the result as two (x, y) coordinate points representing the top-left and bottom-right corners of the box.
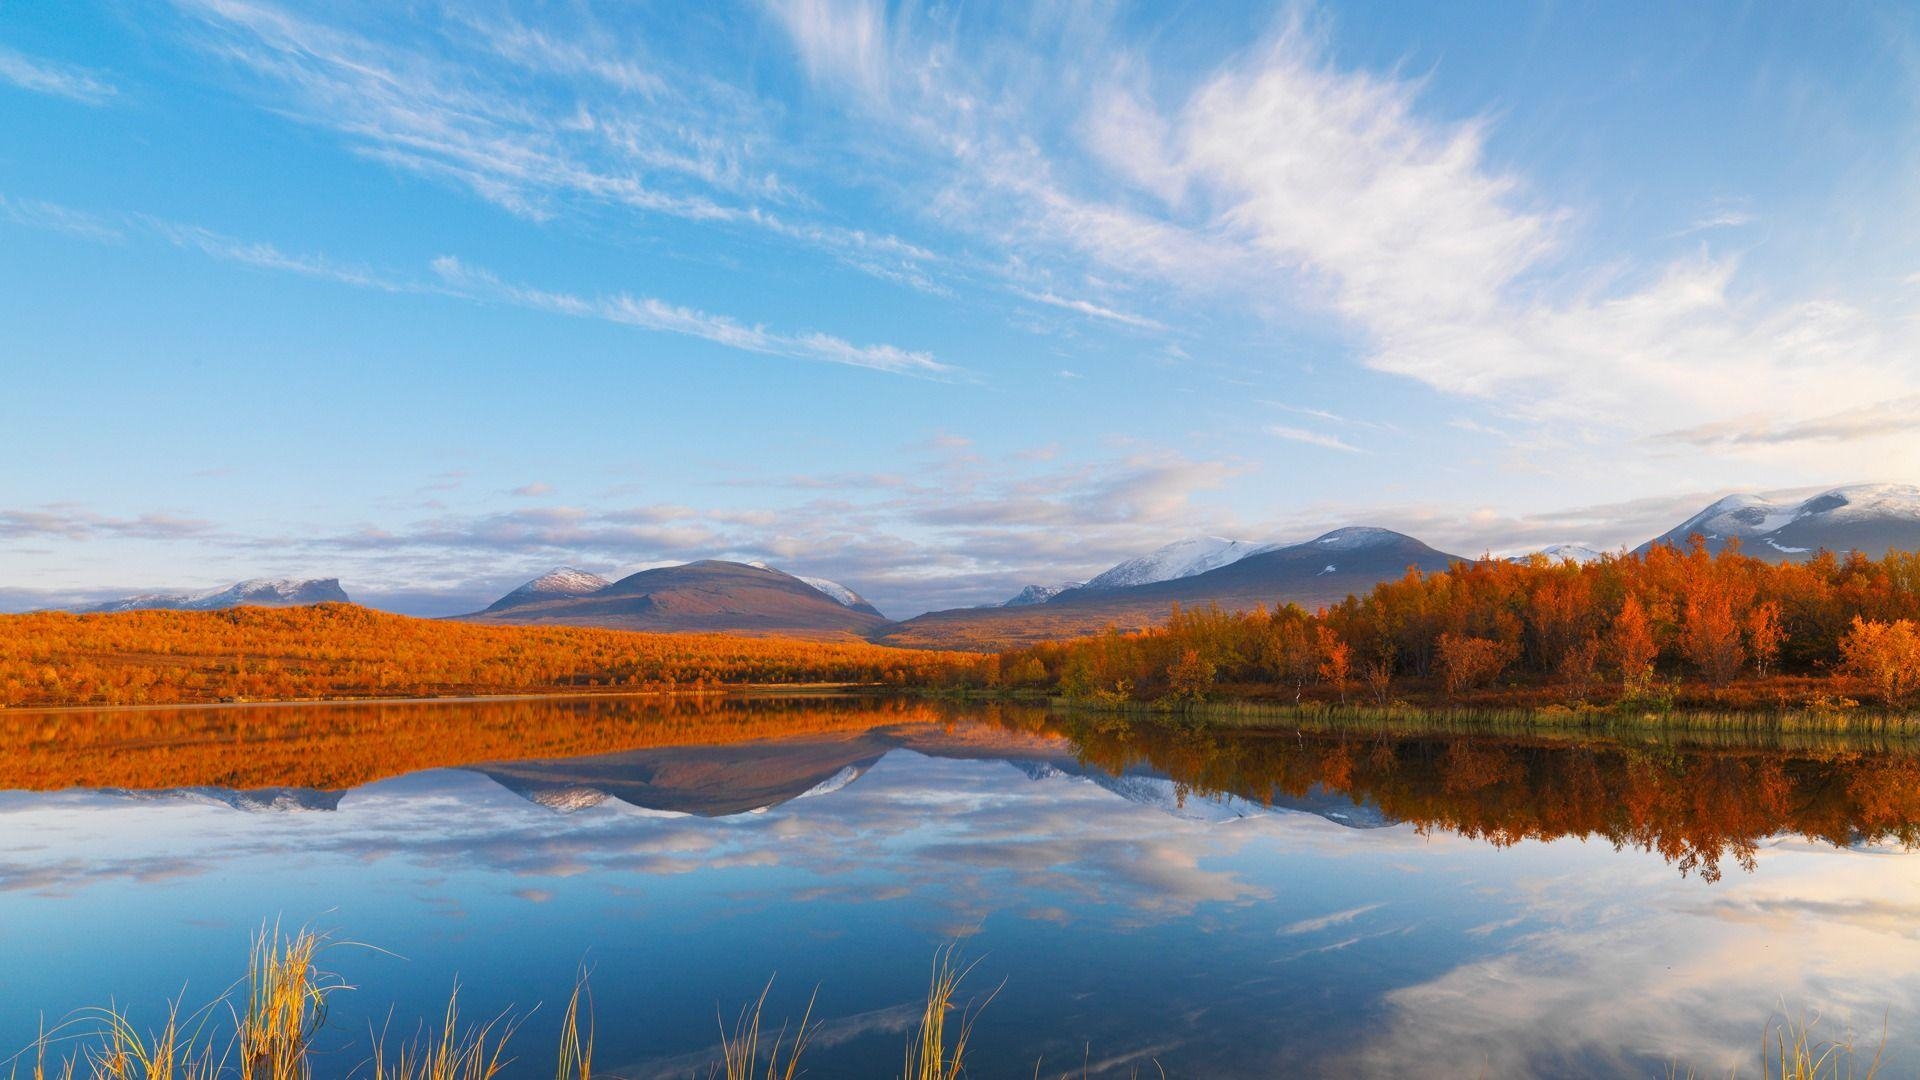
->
(0, 603), (986, 708)
(989, 538), (1920, 710)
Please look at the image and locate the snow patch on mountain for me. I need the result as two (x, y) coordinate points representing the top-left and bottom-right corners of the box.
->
(1001, 582), (1084, 607)
(83, 578), (348, 613)
(1507, 544), (1608, 565)
(1083, 537), (1272, 591)
(1308, 527), (1407, 551)
(509, 568), (610, 600)
(796, 575), (865, 608)
(1661, 484), (1920, 546)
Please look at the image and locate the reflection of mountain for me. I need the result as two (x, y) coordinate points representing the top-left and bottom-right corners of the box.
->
(469, 730), (1394, 829)
(476, 738), (889, 818)
(1005, 760), (1394, 827)
(107, 786), (343, 813)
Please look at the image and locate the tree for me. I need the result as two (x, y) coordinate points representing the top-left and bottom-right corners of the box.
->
(1839, 617), (1920, 708)
(1316, 625), (1351, 704)
(1680, 593), (1745, 687)
(1609, 594), (1659, 692)
(1164, 648), (1216, 705)
(1746, 601), (1785, 678)
(1436, 632), (1519, 695)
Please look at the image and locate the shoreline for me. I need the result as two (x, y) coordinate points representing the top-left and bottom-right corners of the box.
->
(0, 682), (890, 717)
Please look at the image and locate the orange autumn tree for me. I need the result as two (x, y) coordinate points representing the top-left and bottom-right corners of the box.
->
(996, 537), (1920, 710)
(1839, 618), (1920, 707)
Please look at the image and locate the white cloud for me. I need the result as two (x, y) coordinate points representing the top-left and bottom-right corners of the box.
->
(430, 256), (953, 377)
(1267, 424), (1361, 453)
(0, 45), (118, 104)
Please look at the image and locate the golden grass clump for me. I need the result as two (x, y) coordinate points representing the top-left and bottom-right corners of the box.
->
(901, 945), (998, 1080)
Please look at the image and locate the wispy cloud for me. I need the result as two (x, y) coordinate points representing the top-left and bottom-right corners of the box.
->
(1267, 425), (1361, 453)
(431, 256), (954, 377)
(1016, 288), (1166, 331)
(1652, 395), (1920, 448)
(0, 192), (123, 242)
(0, 45), (118, 104)
(171, 0), (935, 284)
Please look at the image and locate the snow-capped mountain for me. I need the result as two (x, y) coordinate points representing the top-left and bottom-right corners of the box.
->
(81, 578), (349, 613)
(109, 786), (344, 813)
(1001, 582), (1084, 607)
(794, 575), (883, 616)
(1507, 543), (1609, 565)
(1643, 484), (1920, 561)
(483, 567), (612, 612)
(1081, 537), (1273, 592)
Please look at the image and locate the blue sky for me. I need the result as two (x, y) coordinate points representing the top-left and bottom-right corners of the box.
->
(3, 1), (1918, 616)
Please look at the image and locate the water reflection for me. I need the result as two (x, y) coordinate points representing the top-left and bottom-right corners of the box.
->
(3, 696), (1919, 1077)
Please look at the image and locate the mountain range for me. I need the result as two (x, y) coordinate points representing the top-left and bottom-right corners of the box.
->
(47, 483), (1920, 648)
(79, 578), (349, 613)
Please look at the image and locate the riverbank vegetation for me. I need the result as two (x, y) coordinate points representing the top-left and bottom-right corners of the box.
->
(983, 540), (1920, 717)
(12, 926), (1891, 1080)
(0, 605), (982, 708)
(13, 928), (1003, 1080)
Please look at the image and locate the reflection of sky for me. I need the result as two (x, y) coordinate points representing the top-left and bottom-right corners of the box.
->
(3, 750), (1917, 1078)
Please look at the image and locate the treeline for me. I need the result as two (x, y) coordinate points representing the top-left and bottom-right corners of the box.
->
(0, 603), (983, 707)
(1054, 716), (1920, 882)
(986, 540), (1920, 710)
(0, 695), (964, 790)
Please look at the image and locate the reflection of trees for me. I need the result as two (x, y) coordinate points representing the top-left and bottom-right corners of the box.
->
(0, 695), (1026, 792)
(1054, 719), (1920, 882)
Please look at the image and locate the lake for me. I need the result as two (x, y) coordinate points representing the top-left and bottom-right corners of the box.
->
(4, 695), (1919, 1077)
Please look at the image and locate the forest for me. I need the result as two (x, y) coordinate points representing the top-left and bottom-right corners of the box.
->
(984, 539), (1920, 712)
(0, 603), (982, 707)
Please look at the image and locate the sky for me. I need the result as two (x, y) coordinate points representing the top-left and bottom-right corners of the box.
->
(3, 1), (1919, 617)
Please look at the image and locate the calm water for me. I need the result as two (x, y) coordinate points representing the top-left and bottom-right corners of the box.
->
(5, 696), (1920, 1077)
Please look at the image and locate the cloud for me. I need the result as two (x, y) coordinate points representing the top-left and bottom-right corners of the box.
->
(512, 482), (555, 497)
(0, 192), (123, 241)
(0, 45), (118, 104)
(765, 6), (1920, 478)
(170, 0), (935, 284)
(431, 256), (953, 377)
(0, 507), (212, 541)
(1267, 425), (1361, 453)
(1653, 395), (1920, 448)
(1015, 288), (1167, 331)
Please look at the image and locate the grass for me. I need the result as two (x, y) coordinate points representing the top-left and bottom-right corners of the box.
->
(10, 931), (994, 1080)
(1052, 695), (1920, 745)
(14, 928), (1900, 1079)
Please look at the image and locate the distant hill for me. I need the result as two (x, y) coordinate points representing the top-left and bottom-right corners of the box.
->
(1639, 484), (1920, 561)
(482, 567), (611, 613)
(878, 527), (1464, 649)
(460, 560), (888, 639)
(81, 578), (349, 613)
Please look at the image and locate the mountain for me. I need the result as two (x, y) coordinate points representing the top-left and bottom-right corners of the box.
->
(81, 578), (349, 613)
(1507, 543), (1609, 565)
(459, 559), (888, 639)
(483, 567), (612, 613)
(1640, 484), (1920, 561)
(1001, 582), (1083, 607)
(1080, 536), (1271, 591)
(878, 527), (1465, 649)
(792, 574), (886, 618)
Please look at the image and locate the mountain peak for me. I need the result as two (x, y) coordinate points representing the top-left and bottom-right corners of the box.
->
(1305, 526), (1413, 551)
(82, 578), (348, 614)
(1082, 536), (1270, 591)
(485, 567), (611, 612)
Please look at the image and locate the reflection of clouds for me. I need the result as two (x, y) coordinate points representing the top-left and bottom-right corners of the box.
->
(0, 753), (1281, 933)
(1344, 845), (1920, 1077)
(9, 747), (1920, 1076)
(1280, 901), (1384, 936)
